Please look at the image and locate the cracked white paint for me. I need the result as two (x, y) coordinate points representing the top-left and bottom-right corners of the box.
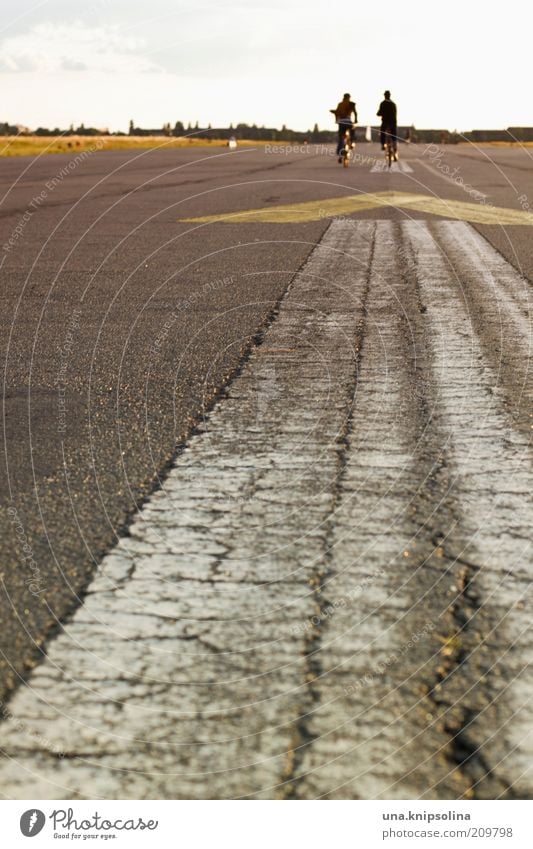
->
(0, 220), (531, 800)
(405, 220), (533, 795)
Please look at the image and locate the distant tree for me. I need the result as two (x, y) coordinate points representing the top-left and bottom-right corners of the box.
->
(0, 121), (19, 135)
(18, 117), (339, 144)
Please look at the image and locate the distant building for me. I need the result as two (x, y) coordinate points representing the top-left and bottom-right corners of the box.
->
(408, 128), (457, 144)
(507, 127), (533, 142)
(368, 125), (420, 143)
(129, 120), (171, 137)
(464, 129), (511, 142)
(462, 127), (533, 143)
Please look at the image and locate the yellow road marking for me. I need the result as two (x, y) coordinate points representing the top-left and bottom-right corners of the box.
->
(178, 191), (533, 226)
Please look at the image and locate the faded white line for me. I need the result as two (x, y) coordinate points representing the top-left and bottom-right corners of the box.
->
(404, 219), (533, 795)
(436, 220), (532, 345)
(299, 220), (440, 799)
(370, 160), (414, 173)
(0, 219), (531, 801)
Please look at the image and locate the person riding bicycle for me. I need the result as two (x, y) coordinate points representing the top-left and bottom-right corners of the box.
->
(377, 90), (398, 161)
(330, 93), (357, 162)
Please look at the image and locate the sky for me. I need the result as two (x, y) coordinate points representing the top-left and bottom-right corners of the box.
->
(0, 0), (531, 133)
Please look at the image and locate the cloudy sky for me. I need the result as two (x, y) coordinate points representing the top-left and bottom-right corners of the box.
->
(0, 0), (530, 133)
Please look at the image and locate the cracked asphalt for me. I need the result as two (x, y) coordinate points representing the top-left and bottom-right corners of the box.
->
(0, 143), (532, 799)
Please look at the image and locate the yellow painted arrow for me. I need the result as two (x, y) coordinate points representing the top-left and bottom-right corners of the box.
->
(178, 191), (533, 226)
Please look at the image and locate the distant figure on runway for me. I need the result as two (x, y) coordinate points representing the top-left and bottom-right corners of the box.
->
(377, 90), (398, 160)
(330, 93), (357, 160)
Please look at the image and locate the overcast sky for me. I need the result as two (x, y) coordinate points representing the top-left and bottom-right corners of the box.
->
(0, 0), (530, 133)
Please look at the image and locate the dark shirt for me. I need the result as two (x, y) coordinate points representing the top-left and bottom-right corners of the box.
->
(377, 99), (397, 128)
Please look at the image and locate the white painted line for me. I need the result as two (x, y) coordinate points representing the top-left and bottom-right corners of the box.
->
(404, 219), (533, 793)
(303, 221), (533, 800)
(0, 219), (531, 801)
(370, 160), (413, 173)
(300, 220), (440, 799)
(437, 220), (532, 346)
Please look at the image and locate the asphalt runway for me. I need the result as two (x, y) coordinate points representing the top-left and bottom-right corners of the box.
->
(0, 141), (532, 798)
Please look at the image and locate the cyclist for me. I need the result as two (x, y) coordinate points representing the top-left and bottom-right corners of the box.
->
(377, 90), (398, 161)
(330, 93), (357, 162)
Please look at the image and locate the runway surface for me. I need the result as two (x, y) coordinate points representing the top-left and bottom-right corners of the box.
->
(0, 142), (532, 798)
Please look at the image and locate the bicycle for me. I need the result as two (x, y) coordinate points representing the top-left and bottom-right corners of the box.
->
(339, 127), (354, 168)
(383, 127), (397, 169)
